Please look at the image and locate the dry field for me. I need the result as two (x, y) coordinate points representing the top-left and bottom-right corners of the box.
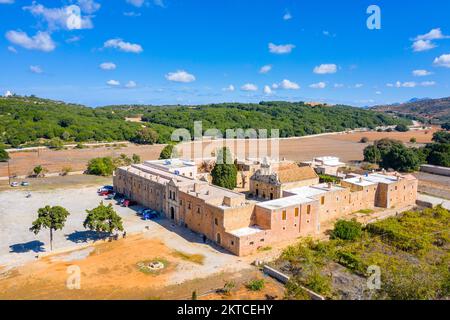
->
(0, 234), (264, 300)
(0, 129), (437, 178)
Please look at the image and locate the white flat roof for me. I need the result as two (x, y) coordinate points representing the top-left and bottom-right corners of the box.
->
(229, 226), (264, 237)
(343, 173), (399, 186)
(257, 194), (314, 210)
(286, 183), (345, 197)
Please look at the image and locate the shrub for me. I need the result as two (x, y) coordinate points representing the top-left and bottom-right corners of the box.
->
(61, 167), (72, 176)
(0, 148), (9, 162)
(87, 157), (115, 176)
(410, 137), (417, 143)
(132, 127), (159, 145)
(395, 124), (409, 132)
(132, 153), (141, 164)
(246, 279), (265, 291)
(222, 281), (235, 296)
(360, 137), (369, 143)
(330, 219), (363, 241)
(159, 144), (179, 160)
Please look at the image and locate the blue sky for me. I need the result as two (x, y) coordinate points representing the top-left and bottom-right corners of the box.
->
(0, 0), (449, 107)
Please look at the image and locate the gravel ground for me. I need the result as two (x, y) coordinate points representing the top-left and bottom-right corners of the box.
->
(0, 185), (150, 268)
(0, 184), (251, 285)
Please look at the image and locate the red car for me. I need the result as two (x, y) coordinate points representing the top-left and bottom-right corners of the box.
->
(98, 189), (114, 196)
(122, 199), (136, 207)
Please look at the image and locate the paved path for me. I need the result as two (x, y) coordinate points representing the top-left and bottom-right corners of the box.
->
(417, 194), (450, 210)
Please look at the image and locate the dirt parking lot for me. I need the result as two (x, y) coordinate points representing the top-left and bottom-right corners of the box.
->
(0, 177), (255, 299)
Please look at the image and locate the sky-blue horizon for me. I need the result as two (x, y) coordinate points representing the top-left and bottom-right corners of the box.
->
(0, 0), (449, 107)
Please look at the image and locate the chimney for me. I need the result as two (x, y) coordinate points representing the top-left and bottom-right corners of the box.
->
(194, 183), (200, 193)
(359, 177), (363, 183)
(327, 182), (332, 189)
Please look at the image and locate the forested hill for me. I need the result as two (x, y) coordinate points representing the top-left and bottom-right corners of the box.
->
(100, 101), (409, 138)
(0, 96), (409, 148)
(372, 97), (450, 123)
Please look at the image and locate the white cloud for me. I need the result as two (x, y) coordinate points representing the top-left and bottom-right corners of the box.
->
(29, 65), (43, 74)
(354, 83), (364, 88)
(125, 80), (137, 88)
(413, 69), (432, 76)
(124, 11), (141, 17)
(412, 40), (436, 52)
(104, 38), (143, 53)
(263, 85), (273, 95)
(268, 42), (295, 54)
(23, 2), (95, 31)
(5, 30), (55, 52)
(415, 28), (449, 41)
(259, 65), (272, 74)
(100, 62), (117, 70)
(334, 83), (344, 88)
(278, 79), (300, 90)
(283, 12), (292, 20)
(107, 80), (120, 86)
(126, 0), (145, 7)
(313, 64), (337, 74)
(309, 82), (326, 89)
(376, 91), (382, 95)
(0, 0), (14, 4)
(411, 28), (449, 52)
(388, 80), (435, 88)
(77, 0), (101, 14)
(421, 81), (436, 87)
(241, 83), (258, 91)
(66, 35), (81, 43)
(7, 46), (17, 53)
(222, 85), (235, 92)
(154, 0), (165, 8)
(433, 54), (450, 68)
(165, 70), (196, 83)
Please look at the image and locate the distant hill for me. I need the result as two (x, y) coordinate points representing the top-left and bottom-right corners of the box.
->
(372, 97), (450, 123)
(0, 95), (410, 148)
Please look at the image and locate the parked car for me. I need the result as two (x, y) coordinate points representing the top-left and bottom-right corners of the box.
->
(21, 181), (30, 187)
(143, 209), (159, 220)
(105, 192), (116, 200)
(98, 189), (114, 196)
(97, 185), (113, 194)
(10, 182), (19, 187)
(122, 199), (136, 207)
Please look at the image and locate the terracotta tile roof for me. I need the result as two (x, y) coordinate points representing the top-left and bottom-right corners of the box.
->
(277, 164), (318, 184)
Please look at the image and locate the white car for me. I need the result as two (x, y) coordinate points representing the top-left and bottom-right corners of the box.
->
(10, 182), (19, 187)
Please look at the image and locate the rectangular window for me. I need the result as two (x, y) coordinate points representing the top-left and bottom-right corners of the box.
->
(321, 196), (325, 205)
(295, 207), (299, 217)
(282, 210), (287, 220)
(307, 205), (311, 214)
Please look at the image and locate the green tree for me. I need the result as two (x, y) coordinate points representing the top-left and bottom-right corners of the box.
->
(380, 144), (421, 172)
(87, 157), (115, 176)
(132, 153), (141, 164)
(395, 124), (409, 132)
(48, 137), (64, 149)
(159, 144), (178, 159)
(33, 165), (45, 177)
(432, 131), (450, 144)
(441, 122), (450, 131)
(84, 202), (124, 235)
(211, 147), (237, 190)
(363, 145), (382, 164)
(30, 206), (70, 251)
(330, 219), (363, 241)
(132, 127), (159, 145)
(0, 148), (9, 162)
